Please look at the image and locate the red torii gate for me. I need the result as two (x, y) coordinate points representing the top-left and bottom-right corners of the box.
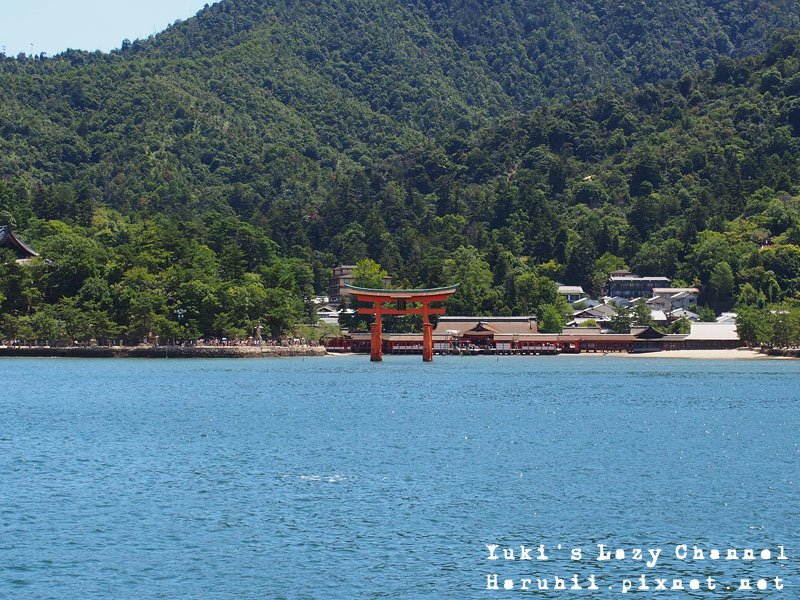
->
(343, 284), (459, 362)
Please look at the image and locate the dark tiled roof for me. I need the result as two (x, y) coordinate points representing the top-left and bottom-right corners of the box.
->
(433, 317), (536, 335)
(0, 226), (39, 259)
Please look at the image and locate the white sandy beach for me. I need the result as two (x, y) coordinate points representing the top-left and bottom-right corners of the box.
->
(563, 348), (778, 359)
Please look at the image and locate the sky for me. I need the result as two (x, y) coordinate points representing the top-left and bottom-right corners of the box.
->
(1, 0), (221, 57)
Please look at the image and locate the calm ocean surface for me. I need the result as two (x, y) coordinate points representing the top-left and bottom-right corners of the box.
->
(1, 355), (798, 599)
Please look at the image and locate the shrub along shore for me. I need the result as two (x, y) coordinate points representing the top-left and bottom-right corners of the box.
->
(0, 345), (327, 358)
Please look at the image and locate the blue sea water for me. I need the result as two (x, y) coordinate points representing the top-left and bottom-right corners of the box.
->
(1, 355), (798, 599)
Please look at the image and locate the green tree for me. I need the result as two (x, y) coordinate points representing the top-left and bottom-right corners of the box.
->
(35, 224), (107, 299)
(632, 298), (654, 327)
(590, 253), (626, 298)
(513, 272), (559, 316)
(30, 310), (67, 343)
(49, 297), (92, 343)
(565, 235), (597, 294)
(293, 322), (341, 343)
(697, 306), (718, 322)
(735, 307), (769, 346)
(0, 249), (39, 314)
(262, 288), (305, 339)
(610, 305), (633, 334)
(538, 303), (567, 333)
(441, 246), (494, 315)
(736, 283), (766, 308)
(768, 306), (800, 348)
(668, 316), (691, 334)
(339, 258), (390, 332)
(352, 258), (388, 289)
(706, 261), (735, 312)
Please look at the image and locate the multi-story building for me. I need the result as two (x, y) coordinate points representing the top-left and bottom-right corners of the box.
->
(606, 273), (671, 299)
(328, 265), (392, 303)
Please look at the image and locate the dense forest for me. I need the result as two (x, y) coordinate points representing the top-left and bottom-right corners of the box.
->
(2, 0), (800, 344)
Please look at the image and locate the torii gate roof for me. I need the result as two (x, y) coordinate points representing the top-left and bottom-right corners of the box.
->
(343, 284), (459, 303)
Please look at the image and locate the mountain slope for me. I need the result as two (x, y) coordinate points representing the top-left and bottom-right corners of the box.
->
(144, 0), (800, 111)
(3, 0), (799, 214)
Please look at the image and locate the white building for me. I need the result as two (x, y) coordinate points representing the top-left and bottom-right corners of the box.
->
(557, 285), (587, 303)
(684, 322), (740, 349)
(650, 287), (699, 311)
(316, 304), (354, 326)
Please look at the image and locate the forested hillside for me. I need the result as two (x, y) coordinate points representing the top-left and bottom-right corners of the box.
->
(1, 0), (800, 343)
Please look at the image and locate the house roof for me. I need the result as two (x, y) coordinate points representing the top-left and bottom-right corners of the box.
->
(558, 285), (585, 295)
(492, 330), (687, 343)
(560, 326), (602, 335)
(575, 298), (600, 307)
(466, 322), (500, 334)
(574, 304), (615, 318)
(433, 316), (536, 335)
(669, 308), (700, 321)
(567, 318), (601, 326)
(632, 325), (667, 339)
(602, 296), (634, 306)
(439, 315), (535, 322)
(0, 225), (39, 260)
(686, 322), (739, 341)
(609, 276), (670, 282)
(652, 287), (700, 295)
(650, 310), (668, 322)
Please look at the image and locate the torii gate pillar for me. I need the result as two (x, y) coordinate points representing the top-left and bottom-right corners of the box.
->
(370, 318), (383, 362)
(344, 285), (459, 362)
(422, 320), (434, 362)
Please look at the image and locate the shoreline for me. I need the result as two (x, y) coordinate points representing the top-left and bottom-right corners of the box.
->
(556, 348), (780, 359)
(326, 348), (792, 360)
(0, 345), (328, 359)
(0, 347), (793, 360)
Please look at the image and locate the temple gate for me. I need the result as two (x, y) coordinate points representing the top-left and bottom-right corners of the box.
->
(343, 285), (459, 362)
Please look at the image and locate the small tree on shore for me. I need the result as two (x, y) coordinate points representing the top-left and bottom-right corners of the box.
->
(632, 298), (654, 327)
(668, 316), (691, 334)
(697, 306), (717, 322)
(538, 303), (567, 333)
(610, 305), (632, 333)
